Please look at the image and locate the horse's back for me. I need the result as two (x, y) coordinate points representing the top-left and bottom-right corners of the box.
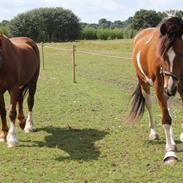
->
(133, 27), (161, 81)
(10, 37), (33, 44)
(10, 37), (39, 58)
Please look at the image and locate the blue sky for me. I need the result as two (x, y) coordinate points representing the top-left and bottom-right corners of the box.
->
(0, 0), (182, 23)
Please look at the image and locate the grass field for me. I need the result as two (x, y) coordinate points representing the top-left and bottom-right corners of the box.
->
(1, 39), (183, 182)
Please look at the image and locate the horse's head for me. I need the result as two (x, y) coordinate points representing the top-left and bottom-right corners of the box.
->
(160, 17), (183, 96)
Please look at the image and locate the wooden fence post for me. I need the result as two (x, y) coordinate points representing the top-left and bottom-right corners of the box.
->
(72, 45), (76, 83)
(41, 42), (45, 70)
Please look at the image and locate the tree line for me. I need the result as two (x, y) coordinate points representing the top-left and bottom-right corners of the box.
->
(0, 8), (182, 42)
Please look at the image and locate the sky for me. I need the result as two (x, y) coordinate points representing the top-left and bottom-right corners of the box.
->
(0, 0), (182, 23)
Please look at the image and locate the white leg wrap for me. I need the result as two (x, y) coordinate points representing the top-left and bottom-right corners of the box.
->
(163, 124), (176, 152)
(164, 151), (177, 162)
(7, 122), (18, 147)
(24, 112), (35, 133)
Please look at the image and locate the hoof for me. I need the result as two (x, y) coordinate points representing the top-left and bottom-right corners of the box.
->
(24, 127), (36, 134)
(149, 133), (159, 141)
(7, 142), (18, 148)
(164, 157), (178, 165)
(164, 151), (177, 165)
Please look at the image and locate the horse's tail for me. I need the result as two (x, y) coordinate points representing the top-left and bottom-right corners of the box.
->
(127, 82), (145, 123)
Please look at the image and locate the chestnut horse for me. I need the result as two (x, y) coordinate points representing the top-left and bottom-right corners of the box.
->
(128, 17), (183, 164)
(0, 33), (40, 147)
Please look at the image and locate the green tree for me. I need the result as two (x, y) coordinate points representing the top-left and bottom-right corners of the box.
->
(81, 26), (97, 40)
(111, 20), (124, 28)
(98, 18), (112, 28)
(166, 10), (183, 18)
(9, 7), (81, 42)
(132, 9), (162, 30)
(0, 20), (10, 36)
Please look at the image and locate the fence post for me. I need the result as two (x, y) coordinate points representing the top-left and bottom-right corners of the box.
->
(72, 45), (76, 83)
(41, 42), (45, 70)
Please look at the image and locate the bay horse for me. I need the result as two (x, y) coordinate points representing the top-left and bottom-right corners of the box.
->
(128, 17), (183, 164)
(0, 33), (40, 147)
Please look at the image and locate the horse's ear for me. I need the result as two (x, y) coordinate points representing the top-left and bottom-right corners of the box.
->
(160, 23), (167, 36)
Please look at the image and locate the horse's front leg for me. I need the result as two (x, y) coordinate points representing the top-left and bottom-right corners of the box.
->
(7, 86), (19, 147)
(177, 83), (183, 141)
(155, 80), (177, 163)
(0, 93), (8, 142)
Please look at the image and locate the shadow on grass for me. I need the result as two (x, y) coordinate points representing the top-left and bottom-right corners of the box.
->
(32, 126), (108, 161)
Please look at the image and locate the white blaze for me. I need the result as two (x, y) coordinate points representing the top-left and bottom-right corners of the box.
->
(166, 47), (176, 92)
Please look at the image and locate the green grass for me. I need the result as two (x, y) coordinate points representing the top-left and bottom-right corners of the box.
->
(1, 39), (183, 182)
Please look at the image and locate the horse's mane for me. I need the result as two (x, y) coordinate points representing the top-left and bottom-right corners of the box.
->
(159, 17), (183, 56)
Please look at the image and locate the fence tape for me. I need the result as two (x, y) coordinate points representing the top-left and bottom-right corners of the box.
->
(44, 45), (133, 60)
(77, 50), (132, 60)
(44, 45), (72, 52)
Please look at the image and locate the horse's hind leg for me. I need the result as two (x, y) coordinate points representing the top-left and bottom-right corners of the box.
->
(24, 73), (38, 133)
(0, 94), (8, 142)
(17, 89), (26, 130)
(141, 83), (159, 140)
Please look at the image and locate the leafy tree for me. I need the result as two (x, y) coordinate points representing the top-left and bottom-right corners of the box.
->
(111, 20), (124, 28)
(81, 26), (97, 39)
(0, 20), (10, 36)
(165, 9), (183, 17)
(98, 18), (112, 28)
(132, 9), (162, 30)
(9, 7), (81, 42)
(176, 10), (183, 18)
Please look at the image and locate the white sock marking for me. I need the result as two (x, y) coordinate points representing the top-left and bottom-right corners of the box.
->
(24, 112), (34, 133)
(7, 122), (18, 146)
(167, 98), (176, 146)
(141, 89), (158, 139)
